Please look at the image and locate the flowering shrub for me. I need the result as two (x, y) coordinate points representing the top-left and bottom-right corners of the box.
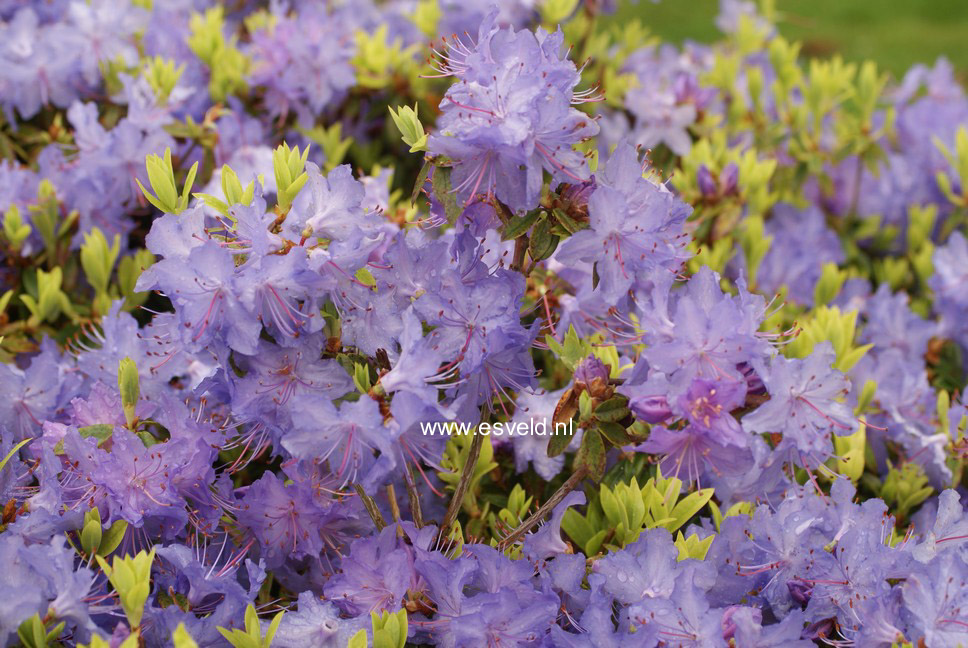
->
(1, 0), (968, 646)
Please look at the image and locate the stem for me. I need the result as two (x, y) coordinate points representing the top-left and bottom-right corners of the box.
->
(387, 483), (404, 538)
(510, 235), (529, 274)
(847, 154), (863, 228)
(439, 432), (484, 539)
(406, 464), (424, 528)
(354, 484), (387, 531)
(497, 468), (588, 551)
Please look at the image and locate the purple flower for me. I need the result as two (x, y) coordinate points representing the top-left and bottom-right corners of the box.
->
(573, 354), (610, 387)
(676, 377), (747, 446)
(726, 607), (813, 647)
(522, 490), (585, 561)
(754, 205), (844, 306)
(640, 267), (772, 388)
(137, 239), (262, 355)
(0, 534), (95, 644)
(271, 592), (366, 648)
(626, 562), (724, 647)
(860, 283), (938, 366)
(901, 553), (968, 646)
(593, 528), (680, 604)
(549, 578), (658, 647)
(931, 231), (968, 347)
(287, 163), (381, 242)
(912, 489), (968, 562)
(0, 339), (65, 440)
(742, 342), (854, 458)
(231, 339), (354, 430)
(556, 140), (691, 302)
(324, 525), (420, 616)
(506, 388), (571, 480)
(147, 541), (265, 646)
(427, 10), (599, 213)
(247, 8), (356, 125)
(237, 472), (358, 568)
(639, 423), (753, 485)
(284, 396), (391, 489)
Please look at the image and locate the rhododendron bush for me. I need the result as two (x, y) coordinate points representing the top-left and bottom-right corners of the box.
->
(2, 0), (968, 646)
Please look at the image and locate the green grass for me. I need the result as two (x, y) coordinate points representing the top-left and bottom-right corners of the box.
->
(606, 0), (968, 80)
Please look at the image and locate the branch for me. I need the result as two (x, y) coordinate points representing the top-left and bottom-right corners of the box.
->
(438, 432), (484, 539)
(497, 467), (587, 551)
(406, 464), (424, 528)
(510, 235), (529, 274)
(354, 484), (387, 531)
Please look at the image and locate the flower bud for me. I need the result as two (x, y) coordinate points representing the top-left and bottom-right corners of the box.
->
(787, 578), (813, 606)
(629, 394), (673, 423)
(721, 606), (761, 641)
(720, 162), (739, 196)
(697, 165), (718, 198)
(573, 355), (613, 401)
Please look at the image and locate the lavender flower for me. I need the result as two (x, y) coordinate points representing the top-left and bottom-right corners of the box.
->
(427, 10), (599, 212)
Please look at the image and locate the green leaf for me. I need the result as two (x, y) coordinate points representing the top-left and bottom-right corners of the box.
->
(583, 529), (607, 556)
(547, 421), (575, 457)
(145, 153), (177, 210)
(81, 222), (121, 295)
(501, 209), (541, 241)
(46, 621), (65, 644)
(101, 549), (155, 630)
(410, 159), (433, 205)
(272, 143), (310, 212)
(299, 123), (353, 173)
(813, 262), (846, 306)
(675, 531), (714, 561)
(2, 205), (31, 251)
(594, 397), (630, 423)
(598, 483), (622, 528)
(118, 250), (154, 309)
(667, 487), (715, 533)
(855, 379), (878, 415)
(598, 421), (633, 447)
(142, 56), (185, 103)
(388, 104), (427, 152)
(81, 511), (104, 556)
(551, 207), (584, 235)
(430, 166), (462, 222)
(265, 610), (285, 647)
(79, 424), (115, 445)
(17, 614), (47, 648)
(173, 623), (199, 648)
(0, 437), (31, 474)
(347, 629), (368, 648)
(355, 267), (377, 288)
(528, 217), (559, 262)
(549, 388), (578, 457)
(561, 508), (593, 549)
(118, 357), (140, 429)
(179, 162), (199, 212)
(575, 429), (606, 480)
(544, 325), (593, 371)
(541, 0), (580, 24)
(98, 519), (129, 557)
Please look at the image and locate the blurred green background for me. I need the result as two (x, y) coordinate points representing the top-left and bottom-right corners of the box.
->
(608, 0), (968, 79)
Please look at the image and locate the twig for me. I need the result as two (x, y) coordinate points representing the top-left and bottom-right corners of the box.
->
(387, 484), (404, 538)
(497, 468), (587, 551)
(406, 464), (424, 528)
(354, 484), (387, 531)
(510, 235), (529, 274)
(438, 432), (484, 540)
